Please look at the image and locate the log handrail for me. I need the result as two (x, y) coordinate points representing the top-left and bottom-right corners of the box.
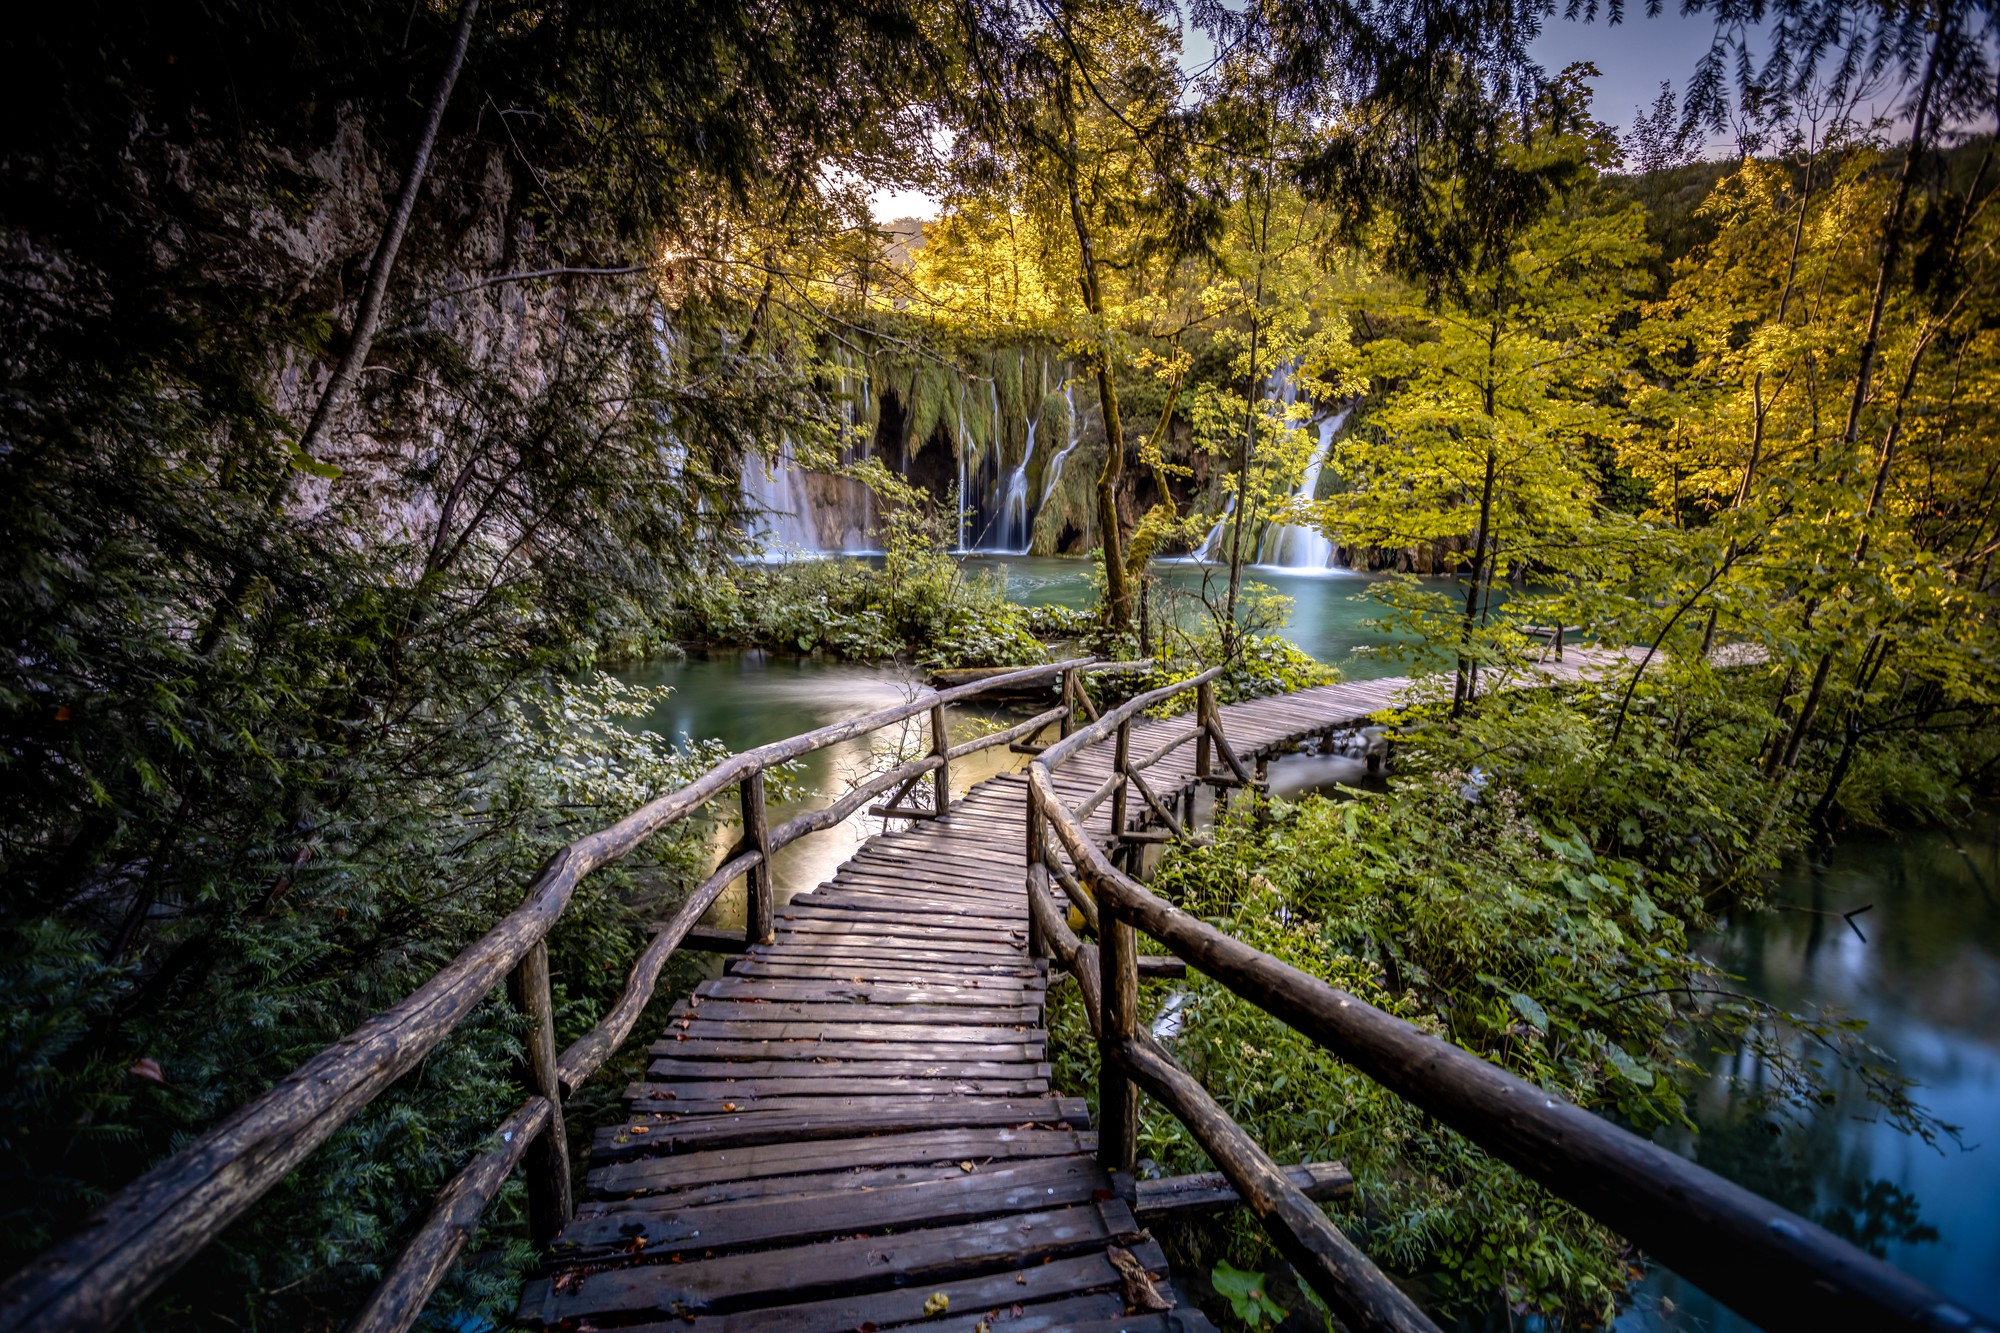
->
(0, 656), (1113, 1333)
(1025, 678), (1995, 1333)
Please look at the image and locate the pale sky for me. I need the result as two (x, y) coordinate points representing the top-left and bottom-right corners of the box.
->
(865, 8), (1817, 223)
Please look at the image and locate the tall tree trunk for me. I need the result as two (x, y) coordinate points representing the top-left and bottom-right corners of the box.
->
(1224, 314), (1261, 656)
(1064, 104), (1131, 632)
(195, 0), (481, 659)
(295, 0), (482, 466)
(1453, 444), (1498, 718)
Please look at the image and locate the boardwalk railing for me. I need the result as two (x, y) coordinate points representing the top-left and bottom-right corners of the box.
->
(1024, 672), (1991, 1333)
(0, 657), (1130, 1333)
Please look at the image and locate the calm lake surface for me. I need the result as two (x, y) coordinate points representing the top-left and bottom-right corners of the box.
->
(1617, 815), (2000, 1330)
(612, 554), (2000, 1328)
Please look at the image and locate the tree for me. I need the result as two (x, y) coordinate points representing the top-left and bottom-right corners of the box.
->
(1626, 81), (1698, 173)
(1327, 72), (1655, 713)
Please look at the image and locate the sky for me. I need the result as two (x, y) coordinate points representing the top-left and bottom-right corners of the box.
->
(865, 7), (1810, 223)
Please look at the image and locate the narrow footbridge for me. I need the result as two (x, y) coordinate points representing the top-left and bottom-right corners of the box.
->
(2, 655), (1988, 1333)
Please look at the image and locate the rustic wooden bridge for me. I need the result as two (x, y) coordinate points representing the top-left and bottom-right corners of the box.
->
(2, 653), (1989, 1333)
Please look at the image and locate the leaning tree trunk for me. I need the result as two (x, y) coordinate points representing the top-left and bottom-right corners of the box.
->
(1064, 103), (1132, 634)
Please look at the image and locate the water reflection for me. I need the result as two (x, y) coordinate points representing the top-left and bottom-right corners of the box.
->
(1620, 813), (2000, 1329)
(958, 555), (1420, 680)
(608, 650), (1033, 921)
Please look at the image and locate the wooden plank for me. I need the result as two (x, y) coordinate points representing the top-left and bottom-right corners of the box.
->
(744, 928), (1040, 960)
(728, 959), (1040, 984)
(516, 1200), (1145, 1325)
(616, 1244), (1172, 1333)
(628, 1075), (1048, 1101)
(1135, 1160), (1354, 1221)
(590, 1098), (1091, 1159)
(658, 1020), (1039, 1045)
(796, 888), (1023, 918)
(856, 843), (1025, 873)
(668, 1000), (1037, 1026)
(646, 1058), (1050, 1082)
(764, 928), (1027, 958)
(584, 1127), (1094, 1199)
(647, 1038), (1044, 1064)
(818, 868), (1020, 898)
(693, 978), (1040, 1008)
(774, 910), (1029, 940)
(553, 1154), (1107, 1258)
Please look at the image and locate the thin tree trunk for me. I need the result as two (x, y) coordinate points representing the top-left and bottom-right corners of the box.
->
(1224, 314), (1261, 655)
(294, 0), (483, 466)
(1064, 96), (1131, 632)
(1453, 444), (1497, 718)
(193, 0), (481, 660)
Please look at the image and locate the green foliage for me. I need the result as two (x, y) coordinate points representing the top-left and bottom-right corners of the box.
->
(1, 675), (722, 1325)
(672, 466), (1052, 668)
(1112, 767), (1948, 1327)
(1210, 1261), (1287, 1327)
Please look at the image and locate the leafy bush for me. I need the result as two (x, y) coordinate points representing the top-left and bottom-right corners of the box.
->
(1060, 769), (1953, 1328)
(671, 466), (1056, 667)
(1, 675), (724, 1327)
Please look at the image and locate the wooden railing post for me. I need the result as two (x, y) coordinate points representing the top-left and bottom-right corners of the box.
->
(740, 771), (773, 946)
(1110, 716), (1131, 836)
(1060, 667), (1077, 738)
(929, 702), (951, 816)
(1025, 794), (1047, 959)
(507, 939), (571, 1248)
(1195, 680), (1214, 780)
(1098, 897), (1139, 1174)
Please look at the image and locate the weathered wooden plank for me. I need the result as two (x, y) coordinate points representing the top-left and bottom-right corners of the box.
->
(764, 927), (1027, 958)
(693, 977), (1040, 1008)
(647, 1038), (1044, 1064)
(584, 1127), (1094, 1199)
(590, 1097), (1091, 1160)
(668, 1000), (1038, 1026)
(803, 883), (1018, 912)
(658, 1020), (1038, 1045)
(610, 1243), (1172, 1333)
(628, 1075), (1048, 1102)
(763, 930), (1032, 958)
(646, 1058), (1050, 1082)
(815, 870), (1020, 900)
(516, 1200), (1145, 1325)
(728, 959), (1040, 985)
(553, 1154), (1106, 1258)
(773, 910), (1029, 941)
(1135, 1160), (1354, 1221)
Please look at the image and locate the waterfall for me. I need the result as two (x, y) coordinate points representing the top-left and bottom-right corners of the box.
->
(1192, 493), (1234, 562)
(1041, 377), (1081, 508)
(1258, 408), (1349, 571)
(985, 412), (1036, 553)
(954, 388), (969, 552)
(741, 439), (820, 558)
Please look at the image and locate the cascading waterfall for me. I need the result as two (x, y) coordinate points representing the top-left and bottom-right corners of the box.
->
(741, 438), (820, 557)
(1041, 375), (1081, 508)
(1192, 494), (1234, 561)
(1258, 408), (1349, 570)
(987, 412), (1036, 553)
(954, 386), (969, 551)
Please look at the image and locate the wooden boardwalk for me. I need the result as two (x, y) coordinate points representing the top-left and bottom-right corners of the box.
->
(514, 655), (1631, 1332)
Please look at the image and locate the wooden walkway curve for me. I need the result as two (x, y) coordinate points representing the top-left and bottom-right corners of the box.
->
(514, 654), (1635, 1332)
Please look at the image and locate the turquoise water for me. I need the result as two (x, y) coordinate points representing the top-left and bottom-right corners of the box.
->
(1616, 817), (2000, 1329)
(959, 554), (1418, 679)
